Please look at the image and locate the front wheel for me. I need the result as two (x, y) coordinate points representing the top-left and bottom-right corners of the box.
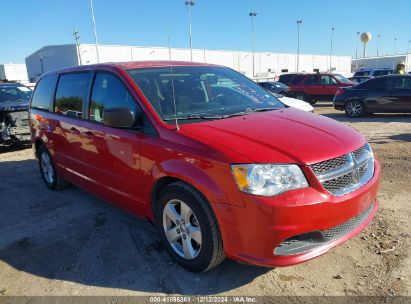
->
(345, 100), (366, 118)
(156, 182), (225, 272)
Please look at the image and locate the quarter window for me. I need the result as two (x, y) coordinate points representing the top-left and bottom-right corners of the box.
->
(89, 72), (137, 123)
(55, 73), (90, 118)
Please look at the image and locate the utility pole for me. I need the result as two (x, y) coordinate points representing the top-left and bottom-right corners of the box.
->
(90, 0), (100, 63)
(73, 28), (82, 65)
(184, 0), (195, 61)
(297, 20), (303, 73)
(329, 27), (335, 72)
(394, 37), (397, 55)
(249, 12), (257, 78)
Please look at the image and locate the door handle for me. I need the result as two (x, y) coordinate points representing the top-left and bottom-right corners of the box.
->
(83, 131), (94, 139)
(70, 127), (80, 135)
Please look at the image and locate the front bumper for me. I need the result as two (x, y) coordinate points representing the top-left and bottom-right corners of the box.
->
(333, 97), (345, 110)
(213, 159), (381, 267)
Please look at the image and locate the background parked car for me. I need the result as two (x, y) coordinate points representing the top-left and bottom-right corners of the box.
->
(277, 73), (300, 86)
(349, 76), (372, 84)
(0, 83), (32, 145)
(333, 74), (411, 117)
(353, 68), (393, 78)
(258, 81), (289, 96)
(272, 93), (314, 112)
(288, 73), (354, 104)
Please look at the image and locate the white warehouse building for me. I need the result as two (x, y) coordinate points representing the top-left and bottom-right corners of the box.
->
(352, 54), (411, 72)
(25, 44), (352, 82)
(0, 63), (29, 83)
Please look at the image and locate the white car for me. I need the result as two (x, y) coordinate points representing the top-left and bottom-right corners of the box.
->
(272, 93), (314, 112)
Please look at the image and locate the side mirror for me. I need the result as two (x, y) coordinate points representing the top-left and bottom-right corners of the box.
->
(103, 107), (138, 128)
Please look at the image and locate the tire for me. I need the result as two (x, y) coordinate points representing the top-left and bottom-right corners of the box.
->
(345, 100), (366, 118)
(156, 181), (225, 272)
(294, 92), (306, 101)
(38, 145), (70, 190)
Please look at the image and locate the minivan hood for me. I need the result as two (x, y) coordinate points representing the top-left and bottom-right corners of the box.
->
(179, 108), (365, 165)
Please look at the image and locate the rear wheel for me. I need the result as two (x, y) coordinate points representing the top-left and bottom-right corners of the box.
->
(156, 181), (225, 272)
(294, 92), (306, 101)
(38, 145), (70, 190)
(345, 100), (366, 118)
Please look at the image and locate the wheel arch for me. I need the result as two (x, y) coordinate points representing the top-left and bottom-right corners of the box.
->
(147, 159), (241, 220)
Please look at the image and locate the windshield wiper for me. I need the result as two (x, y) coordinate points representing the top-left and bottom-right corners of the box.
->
(163, 113), (228, 121)
(163, 108), (278, 121)
(222, 107), (278, 117)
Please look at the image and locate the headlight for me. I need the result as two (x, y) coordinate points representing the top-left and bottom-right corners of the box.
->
(231, 164), (308, 196)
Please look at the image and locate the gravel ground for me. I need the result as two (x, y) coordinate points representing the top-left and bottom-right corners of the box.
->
(0, 104), (410, 299)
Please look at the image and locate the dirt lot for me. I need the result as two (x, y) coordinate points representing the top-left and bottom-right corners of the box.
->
(0, 104), (410, 299)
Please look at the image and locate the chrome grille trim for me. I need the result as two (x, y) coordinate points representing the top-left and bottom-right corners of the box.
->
(310, 144), (374, 196)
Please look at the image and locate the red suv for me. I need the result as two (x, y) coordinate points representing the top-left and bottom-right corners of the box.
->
(29, 62), (380, 272)
(289, 73), (354, 104)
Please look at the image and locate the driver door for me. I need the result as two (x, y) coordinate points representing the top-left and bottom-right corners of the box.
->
(80, 71), (145, 214)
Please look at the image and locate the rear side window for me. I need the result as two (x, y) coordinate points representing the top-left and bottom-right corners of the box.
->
(290, 75), (305, 85)
(31, 75), (58, 111)
(89, 72), (137, 122)
(55, 73), (90, 118)
(304, 75), (318, 85)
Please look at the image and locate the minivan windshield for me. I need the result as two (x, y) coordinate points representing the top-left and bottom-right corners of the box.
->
(128, 66), (284, 123)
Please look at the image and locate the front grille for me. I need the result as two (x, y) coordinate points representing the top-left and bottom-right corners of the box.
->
(353, 146), (366, 160)
(311, 155), (348, 175)
(310, 144), (374, 196)
(322, 173), (353, 193)
(274, 203), (374, 256)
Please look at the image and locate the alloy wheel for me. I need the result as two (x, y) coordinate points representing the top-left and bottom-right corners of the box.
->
(40, 152), (54, 184)
(346, 101), (363, 117)
(162, 199), (202, 259)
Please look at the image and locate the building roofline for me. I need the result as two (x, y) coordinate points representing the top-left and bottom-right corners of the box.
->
(25, 44), (76, 59)
(31, 43), (351, 58)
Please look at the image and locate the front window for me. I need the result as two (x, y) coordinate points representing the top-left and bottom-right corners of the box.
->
(128, 66), (284, 124)
(0, 86), (32, 103)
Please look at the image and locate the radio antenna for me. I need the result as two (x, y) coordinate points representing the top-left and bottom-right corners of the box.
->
(170, 65), (179, 130)
(165, 19), (172, 61)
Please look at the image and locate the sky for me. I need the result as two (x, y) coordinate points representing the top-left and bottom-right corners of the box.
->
(1, 0), (410, 63)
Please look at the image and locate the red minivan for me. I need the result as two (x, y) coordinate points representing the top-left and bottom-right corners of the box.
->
(29, 62), (380, 272)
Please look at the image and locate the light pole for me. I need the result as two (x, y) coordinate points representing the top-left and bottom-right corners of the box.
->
(407, 40), (411, 70)
(394, 37), (397, 55)
(296, 20), (303, 73)
(185, 0), (195, 61)
(355, 31), (360, 60)
(249, 12), (257, 78)
(90, 0), (100, 63)
(329, 27), (335, 72)
(376, 34), (381, 68)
